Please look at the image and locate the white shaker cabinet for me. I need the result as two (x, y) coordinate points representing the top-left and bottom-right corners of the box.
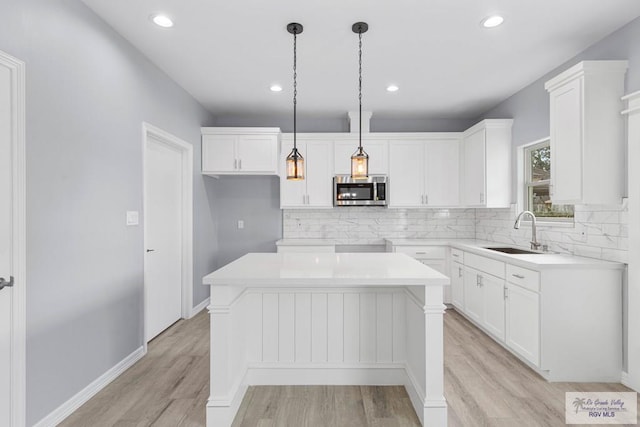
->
(505, 282), (540, 366)
(388, 140), (424, 207)
(461, 120), (512, 208)
(451, 248), (621, 382)
(463, 266), (483, 324)
(201, 127), (280, 175)
(388, 136), (460, 208)
(462, 253), (506, 341)
(545, 60), (628, 205)
(334, 139), (388, 175)
(450, 249), (464, 310)
(280, 136), (334, 208)
(480, 272), (506, 341)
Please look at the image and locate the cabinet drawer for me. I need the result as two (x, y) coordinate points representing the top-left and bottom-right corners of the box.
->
(506, 264), (540, 293)
(450, 248), (464, 263)
(394, 246), (445, 259)
(464, 253), (505, 279)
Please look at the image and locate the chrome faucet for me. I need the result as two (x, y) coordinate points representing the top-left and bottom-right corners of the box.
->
(514, 210), (541, 251)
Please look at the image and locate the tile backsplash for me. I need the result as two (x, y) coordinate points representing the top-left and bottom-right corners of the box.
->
(475, 200), (628, 263)
(283, 200), (628, 263)
(283, 208), (476, 244)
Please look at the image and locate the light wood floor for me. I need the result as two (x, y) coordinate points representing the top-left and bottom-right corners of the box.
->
(61, 309), (637, 427)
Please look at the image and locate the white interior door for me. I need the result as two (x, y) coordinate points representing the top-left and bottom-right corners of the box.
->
(145, 136), (183, 342)
(0, 55), (13, 427)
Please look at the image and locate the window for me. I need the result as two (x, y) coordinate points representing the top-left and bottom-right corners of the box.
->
(524, 140), (574, 221)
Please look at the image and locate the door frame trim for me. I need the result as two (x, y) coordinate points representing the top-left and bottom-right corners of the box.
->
(0, 49), (26, 427)
(142, 122), (193, 347)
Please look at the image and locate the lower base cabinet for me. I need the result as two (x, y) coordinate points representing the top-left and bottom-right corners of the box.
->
(505, 282), (540, 366)
(450, 249), (622, 382)
(450, 260), (464, 309)
(463, 267), (483, 324)
(481, 272), (505, 342)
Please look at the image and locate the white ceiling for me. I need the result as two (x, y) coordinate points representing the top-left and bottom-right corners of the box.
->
(82, 0), (640, 119)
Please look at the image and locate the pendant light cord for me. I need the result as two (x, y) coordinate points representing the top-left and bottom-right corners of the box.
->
(293, 29), (298, 150)
(358, 28), (363, 150)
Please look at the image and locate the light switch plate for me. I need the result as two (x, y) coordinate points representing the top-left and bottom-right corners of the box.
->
(126, 211), (139, 226)
(237, 220), (244, 229)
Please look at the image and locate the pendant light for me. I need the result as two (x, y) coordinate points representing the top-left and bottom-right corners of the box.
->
(286, 23), (304, 180)
(351, 22), (369, 179)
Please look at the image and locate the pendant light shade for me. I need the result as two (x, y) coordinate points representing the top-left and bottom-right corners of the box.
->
(351, 146), (369, 178)
(286, 23), (305, 180)
(286, 147), (304, 180)
(351, 22), (369, 179)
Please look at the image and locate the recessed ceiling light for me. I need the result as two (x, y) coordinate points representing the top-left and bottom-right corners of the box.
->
(151, 14), (174, 28)
(482, 15), (504, 28)
(270, 84), (283, 92)
(387, 85), (399, 92)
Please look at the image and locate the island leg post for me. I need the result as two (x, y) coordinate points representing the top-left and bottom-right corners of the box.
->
(207, 286), (246, 427)
(423, 284), (448, 426)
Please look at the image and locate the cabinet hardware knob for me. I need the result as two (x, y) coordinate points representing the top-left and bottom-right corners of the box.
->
(512, 274), (525, 279)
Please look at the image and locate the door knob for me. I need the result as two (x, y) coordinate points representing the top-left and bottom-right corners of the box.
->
(0, 276), (14, 291)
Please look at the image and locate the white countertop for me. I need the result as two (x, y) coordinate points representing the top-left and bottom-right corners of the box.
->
(203, 252), (450, 287)
(278, 238), (624, 270)
(385, 238), (624, 270)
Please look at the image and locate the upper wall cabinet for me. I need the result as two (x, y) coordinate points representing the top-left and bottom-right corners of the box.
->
(280, 135), (334, 209)
(388, 135), (461, 208)
(544, 60), (628, 205)
(334, 139), (388, 175)
(461, 120), (513, 208)
(201, 127), (280, 175)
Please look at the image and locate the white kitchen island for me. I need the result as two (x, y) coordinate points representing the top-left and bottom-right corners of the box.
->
(202, 252), (450, 427)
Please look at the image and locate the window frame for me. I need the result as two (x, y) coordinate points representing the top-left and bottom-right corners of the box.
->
(519, 137), (574, 226)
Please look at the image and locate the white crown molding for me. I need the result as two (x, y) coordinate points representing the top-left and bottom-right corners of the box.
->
(545, 60), (628, 92)
(201, 127), (281, 135)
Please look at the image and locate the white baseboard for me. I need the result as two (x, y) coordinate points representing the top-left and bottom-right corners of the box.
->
(33, 346), (146, 427)
(246, 365), (407, 385)
(190, 297), (211, 318)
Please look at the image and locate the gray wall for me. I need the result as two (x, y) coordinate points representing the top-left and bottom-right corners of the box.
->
(480, 16), (640, 146)
(209, 176), (282, 267)
(214, 113), (476, 133)
(0, 0), (217, 424)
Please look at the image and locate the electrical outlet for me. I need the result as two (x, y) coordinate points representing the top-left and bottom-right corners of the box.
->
(237, 220), (244, 229)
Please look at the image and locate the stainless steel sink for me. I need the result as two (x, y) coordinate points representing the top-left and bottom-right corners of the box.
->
(485, 247), (543, 255)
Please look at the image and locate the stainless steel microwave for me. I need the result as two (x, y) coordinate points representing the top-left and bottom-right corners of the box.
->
(333, 175), (388, 206)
